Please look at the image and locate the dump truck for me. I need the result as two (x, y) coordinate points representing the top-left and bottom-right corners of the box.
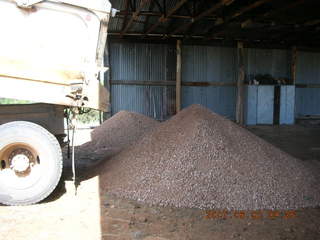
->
(0, 0), (112, 205)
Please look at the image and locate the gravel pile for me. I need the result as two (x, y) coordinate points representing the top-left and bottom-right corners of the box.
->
(100, 105), (320, 210)
(77, 111), (159, 166)
(90, 111), (159, 154)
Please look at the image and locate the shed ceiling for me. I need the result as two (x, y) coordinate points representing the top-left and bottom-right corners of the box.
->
(108, 0), (320, 47)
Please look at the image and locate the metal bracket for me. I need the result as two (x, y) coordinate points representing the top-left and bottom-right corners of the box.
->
(111, 8), (119, 17)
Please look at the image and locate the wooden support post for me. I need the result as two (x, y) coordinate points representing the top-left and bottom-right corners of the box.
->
(291, 46), (297, 85)
(176, 40), (182, 113)
(236, 41), (245, 125)
(102, 41), (112, 120)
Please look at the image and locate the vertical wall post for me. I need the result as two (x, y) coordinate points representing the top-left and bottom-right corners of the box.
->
(176, 39), (182, 113)
(236, 41), (245, 125)
(291, 46), (297, 85)
(103, 41), (112, 120)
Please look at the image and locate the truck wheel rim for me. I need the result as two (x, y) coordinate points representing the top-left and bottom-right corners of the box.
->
(0, 143), (42, 190)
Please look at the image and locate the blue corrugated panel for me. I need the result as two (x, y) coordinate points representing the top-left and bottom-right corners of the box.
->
(257, 86), (274, 124)
(109, 42), (176, 120)
(296, 51), (320, 84)
(245, 85), (274, 125)
(295, 51), (320, 116)
(245, 85), (258, 125)
(111, 85), (175, 120)
(245, 48), (290, 82)
(181, 45), (237, 119)
(182, 45), (237, 83)
(295, 88), (320, 116)
(110, 42), (175, 81)
(182, 86), (236, 119)
(280, 86), (295, 124)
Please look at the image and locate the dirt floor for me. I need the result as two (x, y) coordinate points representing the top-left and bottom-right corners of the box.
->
(1, 125), (320, 240)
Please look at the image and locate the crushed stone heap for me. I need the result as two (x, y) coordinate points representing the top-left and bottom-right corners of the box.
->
(83, 111), (159, 156)
(100, 105), (320, 210)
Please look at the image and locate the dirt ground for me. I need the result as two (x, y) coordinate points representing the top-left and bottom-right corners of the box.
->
(1, 125), (320, 240)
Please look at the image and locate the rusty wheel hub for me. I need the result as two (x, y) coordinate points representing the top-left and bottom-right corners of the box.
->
(9, 148), (34, 174)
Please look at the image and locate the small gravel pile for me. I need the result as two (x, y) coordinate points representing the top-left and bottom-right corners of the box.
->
(90, 111), (159, 154)
(76, 111), (159, 166)
(100, 104), (320, 210)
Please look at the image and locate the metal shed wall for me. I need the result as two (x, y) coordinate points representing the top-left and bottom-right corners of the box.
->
(109, 42), (176, 120)
(243, 48), (293, 125)
(295, 51), (320, 117)
(244, 48), (291, 81)
(181, 45), (237, 120)
(108, 42), (320, 121)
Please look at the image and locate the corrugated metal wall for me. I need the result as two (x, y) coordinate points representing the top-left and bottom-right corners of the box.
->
(244, 48), (291, 81)
(109, 42), (320, 121)
(109, 42), (176, 120)
(182, 45), (237, 119)
(295, 51), (320, 117)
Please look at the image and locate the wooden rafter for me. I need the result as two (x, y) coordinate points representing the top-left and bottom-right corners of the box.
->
(226, 0), (274, 22)
(241, 0), (306, 28)
(207, 0), (275, 39)
(271, 19), (320, 43)
(121, 0), (130, 32)
(118, 15), (147, 25)
(170, 0), (235, 36)
(110, 0), (320, 47)
(121, 0), (151, 36)
(182, 1), (192, 17)
(145, 0), (188, 35)
(143, 1), (156, 33)
(152, 0), (163, 13)
(116, 11), (217, 20)
(208, 0), (309, 41)
(186, 0), (208, 37)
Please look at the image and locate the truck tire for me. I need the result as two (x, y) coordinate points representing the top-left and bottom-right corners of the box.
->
(0, 121), (63, 205)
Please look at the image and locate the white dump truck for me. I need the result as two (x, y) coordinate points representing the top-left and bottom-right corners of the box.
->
(0, 0), (112, 205)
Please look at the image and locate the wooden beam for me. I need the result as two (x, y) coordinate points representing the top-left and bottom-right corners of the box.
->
(117, 11), (217, 20)
(143, 1), (156, 33)
(295, 84), (320, 88)
(111, 80), (175, 86)
(117, 15), (147, 25)
(291, 46), (297, 85)
(152, 0), (163, 13)
(110, 80), (236, 86)
(303, 19), (320, 27)
(183, 82), (236, 86)
(145, 0), (188, 35)
(257, 0), (305, 21)
(121, 0), (151, 36)
(176, 40), (182, 113)
(227, 0), (274, 22)
(240, 0), (307, 29)
(236, 41), (245, 125)
(269, 19), (320, 43)
(170, 0), (234, 35)
(121, 0), (130, 32)
(207, 0), (274, 39)
(105, 41), (112, 117)
(109, 32), (205, 38)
